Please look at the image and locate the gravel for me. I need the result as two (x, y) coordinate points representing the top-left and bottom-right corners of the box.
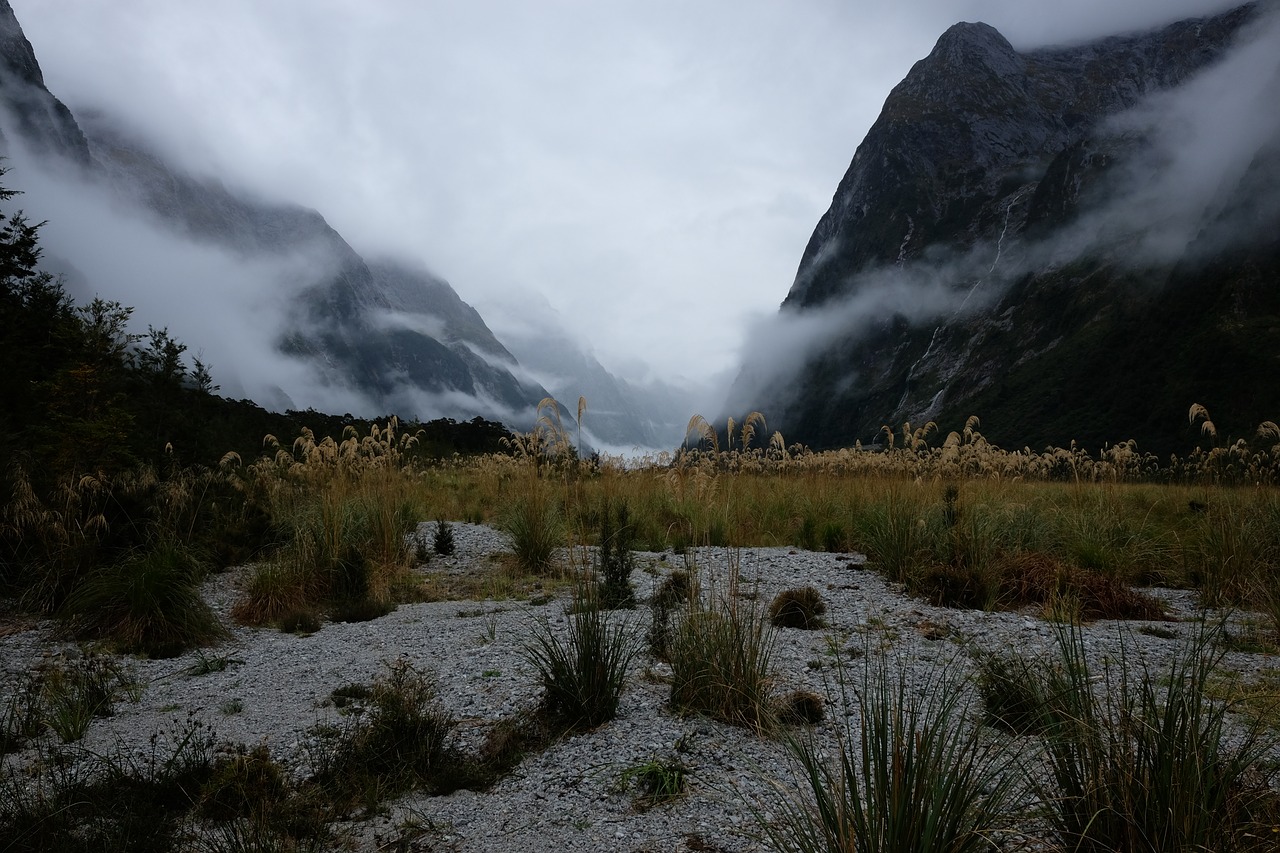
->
(1, 522), (1272, 852)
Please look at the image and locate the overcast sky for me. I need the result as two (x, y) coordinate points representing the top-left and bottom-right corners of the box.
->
(10, 0), (1249, 391)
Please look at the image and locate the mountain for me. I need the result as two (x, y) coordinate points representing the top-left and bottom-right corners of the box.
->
(727, 3), (1280, 455)
(488, 297), (702, 450)
(0, 0), (549, 427)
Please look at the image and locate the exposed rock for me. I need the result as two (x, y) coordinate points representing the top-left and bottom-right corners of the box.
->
(731, 4), (1280, 454)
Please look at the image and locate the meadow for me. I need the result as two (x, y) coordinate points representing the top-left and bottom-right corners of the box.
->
(3, 399), (1280, 851)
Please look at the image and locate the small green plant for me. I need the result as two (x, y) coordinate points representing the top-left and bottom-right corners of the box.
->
(219, 699), (244, 715)
(597, 500), (637, 610)
(188, 649), (241, 676)
(615, 757), (688, 810)
(432, 519), (456, 557)
(768, 587), (827, 629)
(522, 582), (640, 730)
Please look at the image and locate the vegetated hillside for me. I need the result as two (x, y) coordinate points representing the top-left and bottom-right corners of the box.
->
(726, 3), (1280, 455)
(0, 0), (553, 428)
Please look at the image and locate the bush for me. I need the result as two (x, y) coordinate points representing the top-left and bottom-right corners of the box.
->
(523, 584), (640, 729)
(432, 518), (456, 556)
(768, 587), (826, 629)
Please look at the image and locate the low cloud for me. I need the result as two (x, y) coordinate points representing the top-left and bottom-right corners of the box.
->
(727, 6), (1280, 421)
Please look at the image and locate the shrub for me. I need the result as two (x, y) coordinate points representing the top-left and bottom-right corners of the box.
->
(768, 587), (826, 630)
(522, 584), (640, 729)
(763, 651), (1018, 853)
(597, 500), (637, 609)
(432, 518), (456, 556)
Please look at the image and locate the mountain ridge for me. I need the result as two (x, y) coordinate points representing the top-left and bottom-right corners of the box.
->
(0, 0), (664, 441)
(730, 3), (1280, 455)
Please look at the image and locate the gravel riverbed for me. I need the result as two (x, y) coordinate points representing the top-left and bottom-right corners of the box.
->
(2, 522), (1274, 851)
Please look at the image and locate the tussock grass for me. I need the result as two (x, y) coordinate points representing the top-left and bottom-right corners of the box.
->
(668, 553), (776, 733)
(762, 649), (1018, 853)
(63, 539), (226, 657)
(522, 582), (641, 730)
(1034, 621), (1278, 852)
(769, 586), (827, 629)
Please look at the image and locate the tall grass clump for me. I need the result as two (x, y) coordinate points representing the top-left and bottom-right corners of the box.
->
(232, 421), (422, 626)
(62, 539), (225, 657)
(1034, 621), (1277, 852)
(307, 661), (453, 811)
(667, 553), (776, 732)
(763, 650), (1018, 853)
(499, 480), (563, 576)
(859, 489), (930, 585)
(522, 582), (640, 729)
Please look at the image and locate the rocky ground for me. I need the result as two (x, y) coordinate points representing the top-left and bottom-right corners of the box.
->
(2, 523), (1275, 852)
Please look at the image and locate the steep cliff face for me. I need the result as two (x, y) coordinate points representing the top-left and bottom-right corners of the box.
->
(0, 0), (89, 167)
(0, 0), (552, 426)
(731, 4), (1280, 454)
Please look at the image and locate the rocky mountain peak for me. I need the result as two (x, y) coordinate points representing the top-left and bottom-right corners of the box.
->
(733, 3), (1279, 455)
(927, 21), (1023, 77)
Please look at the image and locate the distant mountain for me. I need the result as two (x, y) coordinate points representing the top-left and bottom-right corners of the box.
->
(489, 299), (701, 450)
(0, 0), (550, 426)
(727, 3), (1280, 454)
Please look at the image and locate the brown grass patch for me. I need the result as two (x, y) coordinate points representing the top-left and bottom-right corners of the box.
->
(1000, 552), (1167, 621)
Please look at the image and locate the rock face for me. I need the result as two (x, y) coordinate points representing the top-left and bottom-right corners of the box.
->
(0, 0), (550, 426)
(730, 4), (1280, 454)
